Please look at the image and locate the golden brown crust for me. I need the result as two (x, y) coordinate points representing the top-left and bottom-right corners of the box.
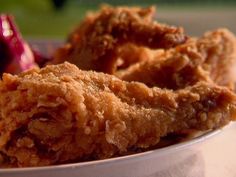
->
(53, 6), (236, 91)
(198, 29), (236, 89)
(0, 62), (235, 167)
(53, 5), (187, 74)
(118, 29), (236, 89)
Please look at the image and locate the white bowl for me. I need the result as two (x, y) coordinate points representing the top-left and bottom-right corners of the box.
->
(0, 129), (221, 177)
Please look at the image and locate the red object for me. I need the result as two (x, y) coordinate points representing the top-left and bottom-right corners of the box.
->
(0, 15), (38, 74)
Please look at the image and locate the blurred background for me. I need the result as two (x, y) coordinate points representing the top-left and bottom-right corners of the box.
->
(0, 0), (236, 39)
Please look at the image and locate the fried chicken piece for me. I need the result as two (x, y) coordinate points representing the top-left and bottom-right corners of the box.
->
(53, 5), (187, 74)
(198, 29), (236, 89)
(118, 29), (236, 90)
(0, 62), (235, 167)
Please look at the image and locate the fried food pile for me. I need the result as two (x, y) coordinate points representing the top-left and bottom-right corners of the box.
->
(0, 5), (236, 167)
(53, 5), (236, 90)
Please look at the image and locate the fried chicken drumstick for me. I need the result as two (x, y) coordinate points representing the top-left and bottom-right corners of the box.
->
(0, 62), (235, 167)
(53, 5), (187, 73)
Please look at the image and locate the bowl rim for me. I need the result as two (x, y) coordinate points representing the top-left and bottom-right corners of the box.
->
(0, 125), (225, 173)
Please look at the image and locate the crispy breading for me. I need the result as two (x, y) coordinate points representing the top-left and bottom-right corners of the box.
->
(53, 5), (187, 73)
(197, 29), (236, 89)
(118, 29), (236, 89)
(53, 6), (236, 91)
(0, 62), (235, 167)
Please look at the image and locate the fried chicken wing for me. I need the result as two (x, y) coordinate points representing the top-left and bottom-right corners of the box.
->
(53, 5), (187, 74)
(0, 62), (235, 167)
(118, 29), (236, 89)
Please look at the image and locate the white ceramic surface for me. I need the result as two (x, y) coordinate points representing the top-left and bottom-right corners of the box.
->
(0, 129), (221, 177)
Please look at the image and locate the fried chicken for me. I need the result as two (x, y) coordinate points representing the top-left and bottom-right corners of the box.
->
(53, 5), (187, 74)
(198, 29), (236, 89)
(0, 62), (235, 167)
(118, 29), (236, 90)
(53, 6), (236, 91)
